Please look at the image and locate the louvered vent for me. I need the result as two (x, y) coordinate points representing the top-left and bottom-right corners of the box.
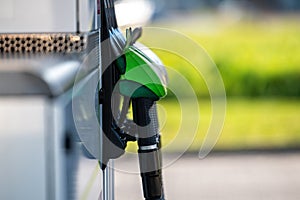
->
(0, 33), (88, 53)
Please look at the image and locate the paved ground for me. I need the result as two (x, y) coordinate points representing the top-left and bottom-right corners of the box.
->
(114, 152), (300, 200)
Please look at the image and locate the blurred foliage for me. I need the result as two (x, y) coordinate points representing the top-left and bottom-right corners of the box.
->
(126, 98), (300, 153)
(130, 15), (300, 152)
(147, 15), (300, 98)
(158, 98), (300, 152)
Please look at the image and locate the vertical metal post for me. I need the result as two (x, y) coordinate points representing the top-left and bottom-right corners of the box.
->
(101, 1), (118, 199)
(103, 160), (115, 200)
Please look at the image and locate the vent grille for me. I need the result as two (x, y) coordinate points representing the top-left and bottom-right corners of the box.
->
(0, 33), (88, 54)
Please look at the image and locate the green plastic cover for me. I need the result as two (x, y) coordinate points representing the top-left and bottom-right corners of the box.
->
(118, 45), (167, 100)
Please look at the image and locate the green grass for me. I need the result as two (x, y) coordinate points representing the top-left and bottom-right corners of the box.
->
(156, 98), (300, 152)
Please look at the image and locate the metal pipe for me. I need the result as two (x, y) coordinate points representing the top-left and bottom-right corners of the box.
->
(103, 160), (115, 200)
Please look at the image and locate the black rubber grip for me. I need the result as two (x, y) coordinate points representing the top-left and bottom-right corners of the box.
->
(132, 98), (159, 141)
(132, 98), (164, 200)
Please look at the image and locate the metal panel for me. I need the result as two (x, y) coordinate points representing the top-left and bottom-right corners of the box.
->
(75, 146), (102, 200)
(0, 0), (98, 33)
(0, 57), (80, 96)
(0, 0), (76, 33)
(79, 0), (98, 32)
(0, 31), (100, 96)
(0, 97), (47, 200)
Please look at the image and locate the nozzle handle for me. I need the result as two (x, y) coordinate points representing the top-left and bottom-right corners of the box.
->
(132, 98), (164, 200)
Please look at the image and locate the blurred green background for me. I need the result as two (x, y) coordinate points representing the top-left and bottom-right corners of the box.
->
(118, 0), (300, 152)
(151, 14), (300, 152)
